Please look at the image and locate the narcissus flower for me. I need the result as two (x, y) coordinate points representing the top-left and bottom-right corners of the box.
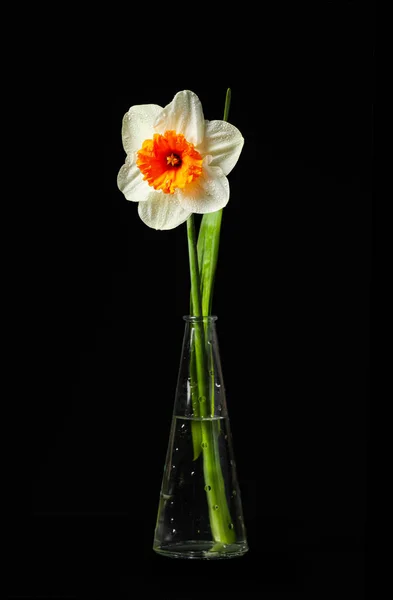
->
(117, 90), (244, 230)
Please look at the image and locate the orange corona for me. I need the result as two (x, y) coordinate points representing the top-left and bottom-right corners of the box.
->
(136, 130), (203, 194)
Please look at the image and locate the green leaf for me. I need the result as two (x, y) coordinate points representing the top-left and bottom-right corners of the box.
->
(197, 210), (223, 316)
(191, 87), (231, 316)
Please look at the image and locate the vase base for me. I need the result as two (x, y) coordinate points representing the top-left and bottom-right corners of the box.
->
(153, 540), (249, 560)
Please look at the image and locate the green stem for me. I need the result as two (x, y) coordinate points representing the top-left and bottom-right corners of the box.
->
(187, 215), (235, 545)
(187, 216), (204, 459)
(223, 87), (231, 121)
(187, 216), (208, 401)
(187, 215), (202, 317)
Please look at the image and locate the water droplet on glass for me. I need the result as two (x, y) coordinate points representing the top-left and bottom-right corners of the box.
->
(204, 485), (212, 492)
(232, 490), (237, 497)
(215, 383), (221, 388)
(170, 517), (174, 522)
(190, 471), (195, 476)
(175, 447), (179, 451)
(224, 435), (228, 440)
(172, 528), (176, 534)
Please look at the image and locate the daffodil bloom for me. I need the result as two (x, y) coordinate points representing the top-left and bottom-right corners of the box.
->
(117, 90), (244, 230)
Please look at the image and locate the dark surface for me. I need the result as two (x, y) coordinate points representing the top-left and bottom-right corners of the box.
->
(11, 3), (372, 597)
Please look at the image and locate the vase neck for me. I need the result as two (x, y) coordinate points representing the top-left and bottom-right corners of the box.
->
(174, 315), (226, 419)
(183, 315), (218, 324)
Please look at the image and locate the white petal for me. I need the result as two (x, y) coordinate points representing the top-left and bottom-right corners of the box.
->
(154, 90), (205, 146)
(117, 157), (152, 202)
(138, 193), (191, 230)
(201, 120), (244, 176)
(121, 104), (162, 155)
(176, 158), (229, 214)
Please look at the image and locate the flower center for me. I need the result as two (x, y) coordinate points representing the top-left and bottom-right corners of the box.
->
(166, 153), (181, 167)
(136, 130), (203, 194)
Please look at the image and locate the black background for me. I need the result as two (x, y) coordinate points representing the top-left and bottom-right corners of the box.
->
(12, 3), (372, 598)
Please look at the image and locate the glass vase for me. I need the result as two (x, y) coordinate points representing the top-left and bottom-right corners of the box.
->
(153, 316), (249, 559)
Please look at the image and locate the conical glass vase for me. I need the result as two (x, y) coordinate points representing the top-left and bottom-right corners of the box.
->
(153, 316), (248, 560)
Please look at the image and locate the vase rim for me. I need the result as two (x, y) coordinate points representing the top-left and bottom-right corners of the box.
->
(183, 315), (218, 322)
